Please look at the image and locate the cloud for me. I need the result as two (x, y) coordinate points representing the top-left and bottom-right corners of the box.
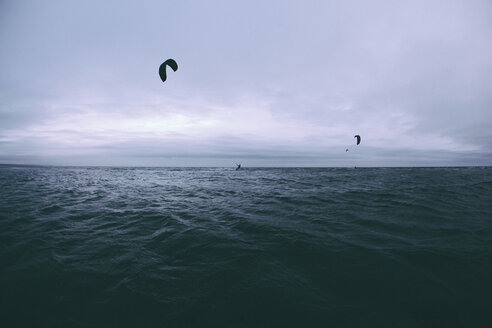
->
(1, 0), (491, 165)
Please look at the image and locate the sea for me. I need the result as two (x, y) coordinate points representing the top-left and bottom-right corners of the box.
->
(1, 165), (491, 327)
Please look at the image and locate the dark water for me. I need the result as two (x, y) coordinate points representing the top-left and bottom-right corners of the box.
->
(1, 166), (492, 327)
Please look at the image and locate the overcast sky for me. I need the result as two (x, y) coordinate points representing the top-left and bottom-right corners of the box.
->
(1, 0), (491, 166)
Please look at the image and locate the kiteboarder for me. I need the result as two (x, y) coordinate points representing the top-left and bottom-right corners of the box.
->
(236, 164), (241, 170)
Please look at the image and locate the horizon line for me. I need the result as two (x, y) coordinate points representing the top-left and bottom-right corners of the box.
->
(1, 163), (491, 169)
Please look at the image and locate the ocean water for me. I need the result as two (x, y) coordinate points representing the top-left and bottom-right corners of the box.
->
(1, 166), (491, 327)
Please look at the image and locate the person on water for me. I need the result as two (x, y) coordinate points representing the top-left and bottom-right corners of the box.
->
(236, 164), (241, 170)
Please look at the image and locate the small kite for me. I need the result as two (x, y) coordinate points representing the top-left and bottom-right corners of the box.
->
(354, 135), (361, 145)
(159, 59), (178, 83)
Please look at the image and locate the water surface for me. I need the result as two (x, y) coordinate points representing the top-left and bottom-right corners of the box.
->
(1, 166), (491, 327)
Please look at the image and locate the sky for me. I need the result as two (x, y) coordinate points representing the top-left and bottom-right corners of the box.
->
(1, 0), (491, 166)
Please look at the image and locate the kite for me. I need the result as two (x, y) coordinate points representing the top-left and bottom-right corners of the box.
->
(159, 59), (178, 83)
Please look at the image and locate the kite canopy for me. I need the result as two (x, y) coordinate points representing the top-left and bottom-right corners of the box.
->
(159, 59), (178, 83)
(354, 135), (361, 145)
